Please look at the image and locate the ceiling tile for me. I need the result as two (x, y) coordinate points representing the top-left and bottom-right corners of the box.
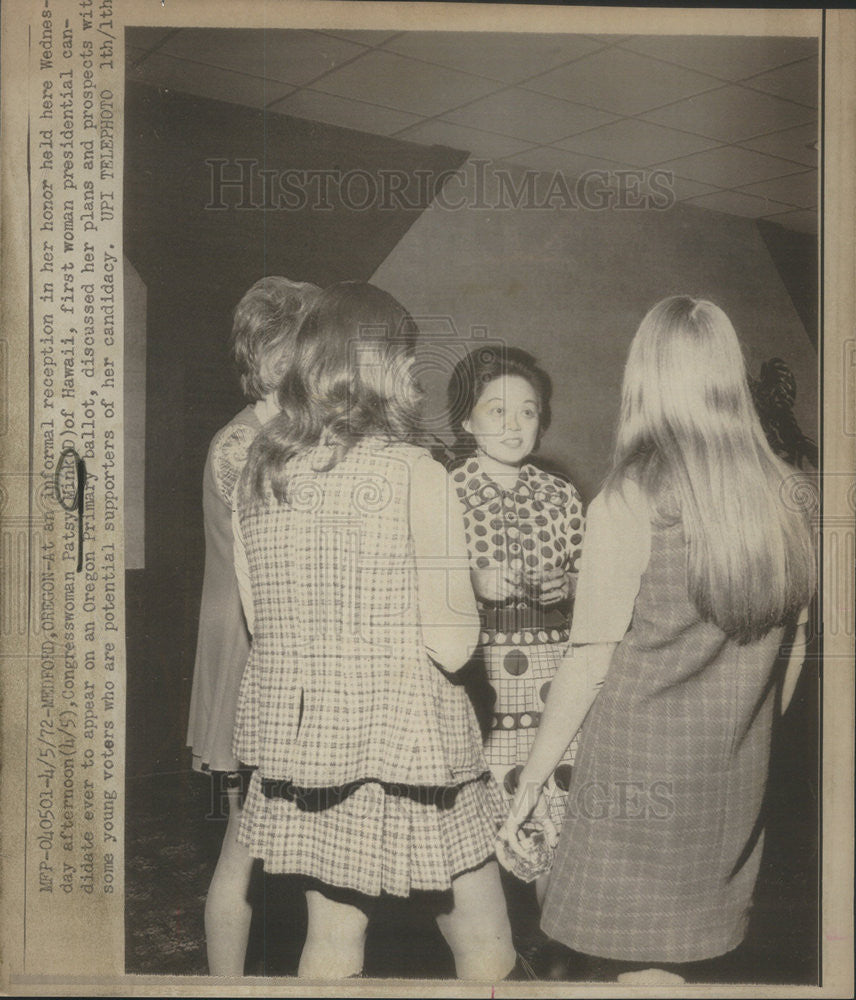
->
(311, 49), (498, 116)
(268, 89), (422, 136)
(740, 122), (818, 167)
(524, 46), (720, 115)
(126, 27), (178, 51)
(159, 29), (365, 86)
(126, 49), (295, 109)
(684, 189), (795, 219)
(738, 170), (817, 209)
(618, 35), (817, 82)
(320, 29), (400, 46)
(555, 118), (720, 167)
(658, 146), (804, 188)
(396, 119), (534, 159)
(383, 32), (604, 83)
(642, 84), (814, 143)
(444, 88), (614, 145)
(763, 208), (818, 234)
(665, 176), (721, 201)
(502, 145), (632, 178)
(743, 56), (818, 107)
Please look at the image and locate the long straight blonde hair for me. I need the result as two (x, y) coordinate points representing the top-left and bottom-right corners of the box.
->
(607, 296), (815, 644)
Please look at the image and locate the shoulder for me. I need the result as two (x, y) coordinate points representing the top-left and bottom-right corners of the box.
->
(211, 418), (260, 506)
(370, 440), (437, 474)
(588, 480), (650, 531)
(447, 455), (489, 494)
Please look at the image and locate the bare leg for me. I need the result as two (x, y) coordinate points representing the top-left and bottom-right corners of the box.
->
(204, 786), (254, 976)
(435, 861), (516, 980)
(298, 889), (369, 979)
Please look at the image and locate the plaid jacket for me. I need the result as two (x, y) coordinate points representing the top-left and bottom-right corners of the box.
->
(233, 438), (487, 788)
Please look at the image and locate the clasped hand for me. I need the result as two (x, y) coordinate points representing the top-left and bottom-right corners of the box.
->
(471, 565), (572, 606)
(496, 778), (559, 853)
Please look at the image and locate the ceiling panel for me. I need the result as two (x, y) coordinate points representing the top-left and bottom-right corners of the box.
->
(743, 56), (819, 107)
(738, 170), (818, 209)
(763, 208), (818, 234)
(126, 27), (819, 234)
(125, 27), (178, 50)
(382, 31), (604, 83)
(269, 89), (423, 136)
(502, 145), (633, 178)
(443, 88), (615, 145)
(310, 49), (498, 116)
(642, 84), (815, 143)
(319, 29), (401, 46)
(617, 34), (817, 81)
(159, 28), (365, 86)
(127, 47), (296, 109)
(524, 46), (721, 115)
(556, 119), (721, 167)
(665, 176), (722, 201)
(395, 119), (534, 160)
(658, 146), (804, 188)
(684, 189), (795, 219)
(740, 122), (818, 167)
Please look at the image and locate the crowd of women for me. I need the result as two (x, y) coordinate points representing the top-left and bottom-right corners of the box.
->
(186, 276), (814, 983)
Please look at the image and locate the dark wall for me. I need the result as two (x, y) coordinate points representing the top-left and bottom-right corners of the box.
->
(124, 84), (466, 777)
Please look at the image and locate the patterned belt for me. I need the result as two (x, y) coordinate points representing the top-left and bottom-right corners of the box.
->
(480, 626), (569, 647)
(491, 709), (543, 731)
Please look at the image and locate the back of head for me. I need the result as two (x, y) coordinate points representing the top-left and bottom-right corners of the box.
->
(242, 281), (422, 503)
(610, 295), (815, 643)
(231, 275), (321, 400)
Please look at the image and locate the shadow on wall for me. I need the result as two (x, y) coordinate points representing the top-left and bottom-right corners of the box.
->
(373, 160), (818, 501)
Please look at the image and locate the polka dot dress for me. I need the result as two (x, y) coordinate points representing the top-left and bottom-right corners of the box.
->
(451, 458), (586, 830)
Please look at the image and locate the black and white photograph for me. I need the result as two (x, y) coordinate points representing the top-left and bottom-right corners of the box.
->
(1, 2), (853, 996)
(121, 15), (825, 987)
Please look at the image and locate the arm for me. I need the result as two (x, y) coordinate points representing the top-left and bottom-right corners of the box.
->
(232, 506), (255, 636)
(499, 641), (616, 844)
(499, 483), (651, 844)
(410, 454), (481, 673)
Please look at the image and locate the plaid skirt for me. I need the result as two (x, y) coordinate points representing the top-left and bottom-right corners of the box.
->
(238, 770), (504, 897)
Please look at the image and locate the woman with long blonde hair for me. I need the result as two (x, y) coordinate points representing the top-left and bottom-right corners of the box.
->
(499, 296), (815, 982)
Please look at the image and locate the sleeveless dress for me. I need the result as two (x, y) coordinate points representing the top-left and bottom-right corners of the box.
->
(233, 439), (503, 897)
(186, 405), (261, 773)
(542, 486), (804, 963)
(451, 458), (585, 829)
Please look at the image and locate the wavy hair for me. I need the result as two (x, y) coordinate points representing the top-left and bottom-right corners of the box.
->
(240, 281), (422, 503)
(607, 295), (815, 644)
(230, 275), (321, 400)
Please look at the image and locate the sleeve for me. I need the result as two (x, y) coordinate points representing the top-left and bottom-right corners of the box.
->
(232, 507), (255, 635)
(409, 453), (481, 672)
(212, 423), (257, 508)
(569, 481), (651, 645)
